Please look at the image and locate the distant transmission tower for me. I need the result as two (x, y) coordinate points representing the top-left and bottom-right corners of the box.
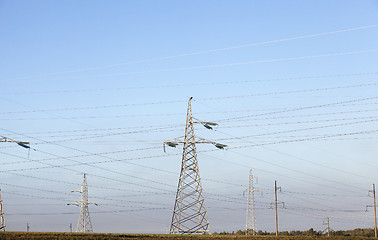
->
(165, 97), (227, 234)
(245, 169), (258, 235)
(0, 189), (5, 231)
(68, 174), (97, 233)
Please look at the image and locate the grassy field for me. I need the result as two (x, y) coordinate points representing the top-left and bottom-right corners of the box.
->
(0, 232), (375, 240)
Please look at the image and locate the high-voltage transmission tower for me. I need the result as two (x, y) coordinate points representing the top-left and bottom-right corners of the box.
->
(164, 97), (227, 234)
(245, 169), (259, 235)
(68, 174), (97, 233)
(0, 189), (5, 231)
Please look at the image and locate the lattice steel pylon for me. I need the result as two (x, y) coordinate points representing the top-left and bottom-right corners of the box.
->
(245, 169), (258, 235)
(68, 174), (97, 233)
(0, 189), (6, 231)
(166, 97), (226, 234)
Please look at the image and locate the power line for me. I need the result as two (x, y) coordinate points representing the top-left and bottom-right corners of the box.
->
(0, 180), (172, 207)
(20, 124), (182, 135)
(213, 125), (377, 189)
(282, 190), (366, 198)
(73, 48), (378, 77)
(0, 133), (245, 198)
(4, 24), (377, 82)
(196, 82), (378, 101)
(221, 116), (378, 129)
(0, 146), (162, 166)
(221, 108), (378, 124)
(217, 118), (378, 141)
(232, 129), (378, 149)
(3, 71), (378, 96)
(216, 96), (378, 123)
(0, 97), (187, 115)
(227, 148), (366, 194)
(3, 83), (377, 116)
(5, 207), (168, 216)
(201, 151), (363, 196)
(0, 131), (179, 194)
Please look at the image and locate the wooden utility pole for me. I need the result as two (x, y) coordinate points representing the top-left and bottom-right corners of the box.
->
(322, 217), (332, 236)
(327, 217), (330, 237)
(367, 184), (377, 238)
(375, 184), (377, 239)
(273, 180), (283, 237)
(373, 184), (377, 238)
(275, 181), (278, 236)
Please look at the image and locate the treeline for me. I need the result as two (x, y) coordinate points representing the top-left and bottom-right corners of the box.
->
(213, 228), (376, 237)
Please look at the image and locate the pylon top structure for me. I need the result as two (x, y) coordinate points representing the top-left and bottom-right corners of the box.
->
(165, 97), (227, 234)
(0, 189), (6, 231)
(68, 174), (97, 233)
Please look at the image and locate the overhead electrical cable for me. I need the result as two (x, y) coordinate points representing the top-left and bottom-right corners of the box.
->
(232, 129), (378, 149)
(69, 48), (378, 77)
(196, 82), (378, 101)
(216, 128), (376, 182)
(21, 123), (183, 135)
(217, 118), (378, 141)
(222, 108), (378, 124)
(1, 84), (377, 116)
(30, 126), (181, 145)
(3, 24), (377, 82)
(0, 98), (187, 115)
(221, 116), (378, 129)
(4, 71), (378, 95)
(216, 96), (378, 123)
(201, 152), (362, 195)
(0, 146), (162, 166)
(228, 149), (366, 193)
(1, 128), (180, 193)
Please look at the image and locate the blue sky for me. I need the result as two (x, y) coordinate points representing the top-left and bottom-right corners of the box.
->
(1, 0), (378, 234)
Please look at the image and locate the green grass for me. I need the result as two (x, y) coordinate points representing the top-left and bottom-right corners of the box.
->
(0, 232), (376, 240)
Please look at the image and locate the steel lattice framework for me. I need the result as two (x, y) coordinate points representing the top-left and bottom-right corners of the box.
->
(246, 169), (257, 235)
(0, 189), (5, 231)
(169, 97), (210, 234)
(69, 174), (96, 233)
